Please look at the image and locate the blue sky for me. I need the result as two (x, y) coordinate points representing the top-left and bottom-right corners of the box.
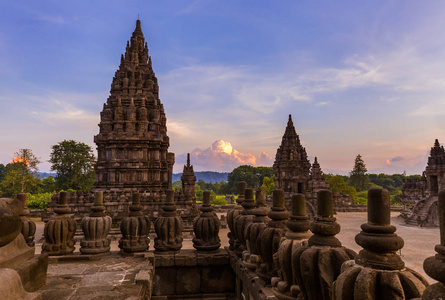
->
(1, 1), (445, 174)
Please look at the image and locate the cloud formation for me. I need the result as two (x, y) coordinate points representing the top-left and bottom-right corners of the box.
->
(174, 139), (274, 172)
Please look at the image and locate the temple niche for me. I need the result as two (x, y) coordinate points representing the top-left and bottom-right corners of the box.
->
(399, 139), (443, 226)
(94, 20), (174, 194)
(273, 115), (351, 216)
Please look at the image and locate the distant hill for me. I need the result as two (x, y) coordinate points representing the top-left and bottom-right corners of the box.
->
(38, 172), (57, 178)
(172, 171), (229, 183)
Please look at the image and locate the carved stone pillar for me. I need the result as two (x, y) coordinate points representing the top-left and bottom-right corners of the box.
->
(80, 191), (112, 254)
(119, 192), (151, 253)
(154, 189), (183, 252)
(234, 188), (255, 257)
(227, 181), (246, 251)
(244, 187), (268, 270)
(42, 191), (76, 255)
(422, 190), (445, 299)
(292, 189), (356, 300)
(272, 193), (311, 300)
(334, 188), (428, 299)
(256, 189), (290, 284)
(17, 193), (36, 247)
(193, 191), (221, 251)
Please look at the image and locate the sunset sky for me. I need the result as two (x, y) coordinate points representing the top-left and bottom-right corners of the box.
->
(1, 1), (445, 174)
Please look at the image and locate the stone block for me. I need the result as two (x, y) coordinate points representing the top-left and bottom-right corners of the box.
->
(154, 252), (175, 267)
(196, 248), (229, 266)
(200, 265), (235, 294)
(15, 253), (48, 292)
(151, 267), (176, 296)
(175, 249), (197, 266)
(176, 266), (200, 294)
(0, 268), (41, 300)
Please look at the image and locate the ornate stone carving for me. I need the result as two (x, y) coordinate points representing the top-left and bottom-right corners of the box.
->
(292, 189), (356, 300)
(17, 193), (36, 247)
(244, 187), (268, 270)
(422, 189), (445, 299)
(42, 191), (76, 255)
(256, 189), (290, 284)
(80, 191), (112, 254)
(234, 188), (255, 257)
(334, 188), (429, 299)
(119, 192), (151, 253)
(227, 181), (246, 251)
(272, 193), (311, 300)
(154, 189), (183, 252)
(193, 191), (221, 251)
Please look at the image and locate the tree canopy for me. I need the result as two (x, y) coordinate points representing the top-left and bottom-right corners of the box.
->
(349, 154), (370, 192)
(226, 165), (274, 194)
(49, 140), (95, 191)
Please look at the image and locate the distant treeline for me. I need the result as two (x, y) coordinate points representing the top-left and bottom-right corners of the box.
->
(172, 171), (229, 183)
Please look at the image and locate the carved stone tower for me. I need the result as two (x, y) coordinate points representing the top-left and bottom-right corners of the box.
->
(425, 139), (445, 197)
(273, 114), (311, 194)
(181, 153), (196, 201)
(94, 20), (175, 193)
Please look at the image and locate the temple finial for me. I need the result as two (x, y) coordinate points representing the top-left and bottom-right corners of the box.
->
(187, 153), (190, 166)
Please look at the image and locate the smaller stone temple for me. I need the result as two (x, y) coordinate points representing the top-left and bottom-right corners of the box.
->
(399, 139), (443, 226)
(273, 115), (351, 216)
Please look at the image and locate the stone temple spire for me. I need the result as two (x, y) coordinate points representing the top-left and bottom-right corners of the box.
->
(273, 114), (311, 194)
(94, 20), (175, 193)
(181, 153), (196, 202)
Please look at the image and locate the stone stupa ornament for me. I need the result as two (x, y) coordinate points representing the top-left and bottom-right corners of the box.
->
(154, 189), (183, 252)
(422, 189), (445, 299)
(244, 187), (268, 270)
(42, 191), (76, 255)
(193, 191), (221, 251)
(80, 191), (112, 254)
(119, 192), (151, 253)
(272, 193), (311, 300)
(292, 189), (356, 300)
(334, 188), (428, 299)
(227, 181), (246, 251)
(234, 188), (256, 257)
(256, 189), (290, 284)
(17, 193), (36, 247)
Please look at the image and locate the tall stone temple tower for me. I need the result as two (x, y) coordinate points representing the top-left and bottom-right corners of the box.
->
(273, 115), (311, 194)
(94, 20), (175, 193)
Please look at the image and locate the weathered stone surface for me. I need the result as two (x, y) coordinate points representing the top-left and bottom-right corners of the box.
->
(256, 189), (290, 284)
(152, 267), (177, 296)
(0, 268), (42, 300)
(81, 191), (112, 254)
(334, 188), (428, 300)
(234, 188), (255, 257)
(42, 191), (76, 255)
(422, 189), (445, 299)
(119, 192), (151, 253)
(244, 187), (268, 270)
(176, 266), (200, 294)
(193, 190), (221, 251)
(293, 189), (356, 300)
(227, 181), (246, 251)
(154, 189), (183, 252)
(272, 193), (311, 300)
(0, 207), (22, 247)
(15, 252), (48, 292)
(200, 264), (235, 294)
(17, 193), (36, 247)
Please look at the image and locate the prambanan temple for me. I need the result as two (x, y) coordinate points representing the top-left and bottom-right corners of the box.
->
(1, 20), (444, 300)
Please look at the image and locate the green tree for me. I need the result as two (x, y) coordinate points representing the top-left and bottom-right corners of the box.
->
(325, 174), (358, 204)
(0, 149), (41, 197)
(349, 154), (370, 192)
(261, 175), (275, 195)
(227, 165), (274, 194)
(49, 140), (96, 191)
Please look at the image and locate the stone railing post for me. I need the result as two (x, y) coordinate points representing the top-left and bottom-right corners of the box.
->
(272, 193), (311, 300)
(193, 191), (221, 251)
(80, 191), (112, 254)
(42, 191), (76, 255)
(234, 188), (255, 257)
(292, 189), (356, 300)
(17, 193), (36, 247)
(422, 190), (445, 299)
(227, 181), (246, 251)
(334, 188), (428, 299)
(244, 187), (268, 270)
(119, 192), (151, 253)
(154, 189), (183, 252)
(256, 189), (290, 284)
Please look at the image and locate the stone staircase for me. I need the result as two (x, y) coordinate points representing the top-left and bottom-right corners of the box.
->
(405, 196), (438, 226)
